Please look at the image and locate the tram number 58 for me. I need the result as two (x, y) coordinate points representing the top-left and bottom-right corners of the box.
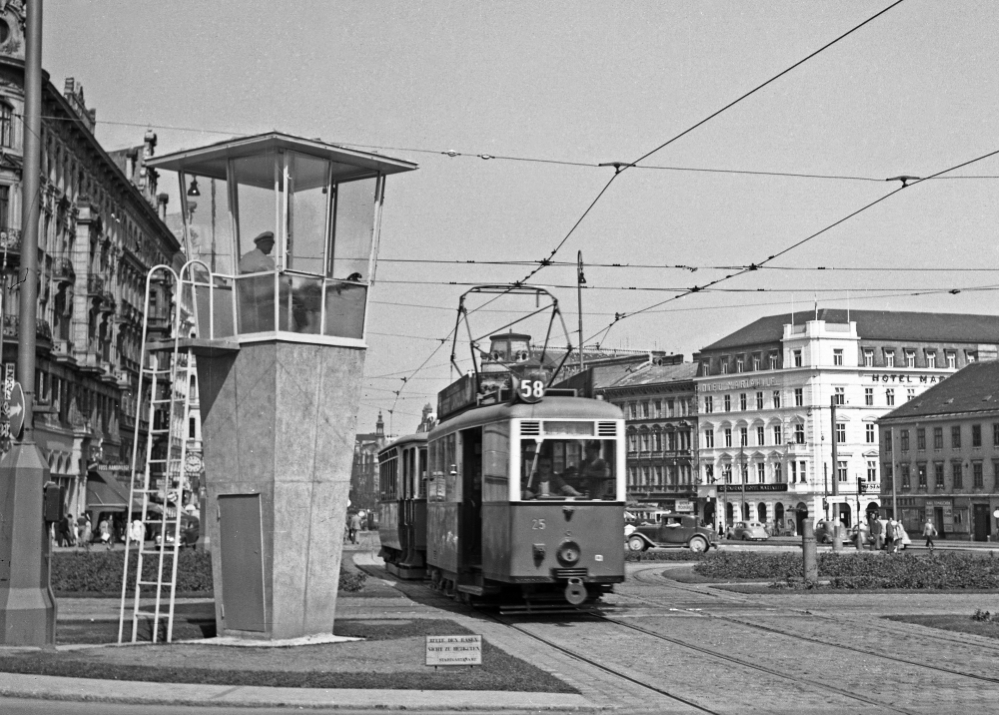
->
(518, 379), (545, 402)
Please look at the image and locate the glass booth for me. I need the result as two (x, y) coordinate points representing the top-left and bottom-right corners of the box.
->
(148, 133), (417, 344)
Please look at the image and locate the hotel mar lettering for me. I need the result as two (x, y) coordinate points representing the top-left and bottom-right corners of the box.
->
(867, 373), (948, 384)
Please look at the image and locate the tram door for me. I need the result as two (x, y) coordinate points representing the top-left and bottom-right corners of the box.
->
(459, 428), (483, 574)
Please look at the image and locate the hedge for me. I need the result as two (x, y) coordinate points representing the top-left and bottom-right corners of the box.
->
(52, 550), (366, 595)
(692, 550), (999, 589)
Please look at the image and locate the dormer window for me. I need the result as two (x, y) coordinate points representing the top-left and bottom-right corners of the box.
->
(735, 357), (744, 373)
(926, 351), (936, 369)
(769, 353), (779, 370)
(946, 352), (956, 369)
(720, 360), (729, 374)
(884, 349), (895, 368)
(863, 349), (874, 367)
(752, 355), (761, 371)
(904, 350), (915, 368)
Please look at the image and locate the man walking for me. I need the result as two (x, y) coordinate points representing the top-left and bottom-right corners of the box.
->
(870, 515), (884, 551)
(923, 518), (938, 551)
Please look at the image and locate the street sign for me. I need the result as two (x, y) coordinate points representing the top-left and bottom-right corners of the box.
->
(7, 381), (23, 440)
(676, 500), (693, 512)
(426, 635), (482, 666)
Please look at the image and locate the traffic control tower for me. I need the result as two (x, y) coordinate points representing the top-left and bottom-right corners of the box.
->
(149, 133), (416, 639)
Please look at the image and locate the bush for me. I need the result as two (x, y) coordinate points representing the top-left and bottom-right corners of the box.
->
(53, 550), (366, 595)
(692, 550), (999, 590)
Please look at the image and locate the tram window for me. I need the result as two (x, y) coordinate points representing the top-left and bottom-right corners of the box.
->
(519, 438), (617, 501)
(482, 423), (510, 503)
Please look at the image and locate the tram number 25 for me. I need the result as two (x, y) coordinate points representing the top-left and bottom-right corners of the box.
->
(519, 379), (545, 401)
(532, 519), (546, 530)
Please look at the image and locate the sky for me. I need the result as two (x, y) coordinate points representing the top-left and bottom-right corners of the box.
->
(43, 0), (999, 437)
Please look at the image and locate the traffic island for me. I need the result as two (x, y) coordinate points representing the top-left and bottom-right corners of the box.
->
(0, 618), (576, 693)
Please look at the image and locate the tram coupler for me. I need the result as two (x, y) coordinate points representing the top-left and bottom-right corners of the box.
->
(564, 577), (587, 605)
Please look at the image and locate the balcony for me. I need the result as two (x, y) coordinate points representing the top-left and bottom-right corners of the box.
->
(75, 349), (102, 373)
(36, 318), (51, 345)
(51, 339), (75, 364)
(87, 275), (104, 296)
(0, 228), (21, 256)
(100, 292), (116, 315)
(52, 258), (75, 284)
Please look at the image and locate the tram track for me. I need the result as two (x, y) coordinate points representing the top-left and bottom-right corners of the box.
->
(614, 563), (999, 689)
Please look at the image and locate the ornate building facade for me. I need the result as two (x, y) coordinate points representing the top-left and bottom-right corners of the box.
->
(0, 1), (182, 520)
(694, 309), (999, 534)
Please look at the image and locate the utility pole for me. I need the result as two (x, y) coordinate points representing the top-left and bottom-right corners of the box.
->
(576, 251), (584, 372)
(0, 0), (56, 646)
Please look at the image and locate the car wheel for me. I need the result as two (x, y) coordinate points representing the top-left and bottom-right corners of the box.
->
(627, 536), (647, 552)
(688, 536), (708, 553)
(741, 535), (749, 541)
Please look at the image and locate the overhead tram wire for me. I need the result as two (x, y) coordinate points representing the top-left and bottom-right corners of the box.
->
(583, 144), (999, 348)
(372, 0), (909, 418)
(375, 257), (999, 272)
(618, 0), (906, 171)
(50, 113), (999, 183)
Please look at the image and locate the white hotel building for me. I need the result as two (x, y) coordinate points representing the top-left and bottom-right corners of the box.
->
(692, 310), (999, 534)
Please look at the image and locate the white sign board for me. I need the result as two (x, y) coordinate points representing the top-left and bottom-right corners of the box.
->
(426, 635), (482, 666)
(676, 500), (693, 513)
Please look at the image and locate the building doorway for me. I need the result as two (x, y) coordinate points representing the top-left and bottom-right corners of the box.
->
(775, 503), (785, 534)
(757, 502), (767, 524)
(973, 503), (991, 542)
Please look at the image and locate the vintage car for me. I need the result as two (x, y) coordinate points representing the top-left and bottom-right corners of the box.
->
(729, 521), (769, 541)
(626, 513), (717, 553)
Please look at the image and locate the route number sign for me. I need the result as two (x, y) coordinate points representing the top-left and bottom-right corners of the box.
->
(512, 372), (546, 404)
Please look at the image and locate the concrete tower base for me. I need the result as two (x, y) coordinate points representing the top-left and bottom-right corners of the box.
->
(0, 441), (57, 645)
(195, 340), (363, 640)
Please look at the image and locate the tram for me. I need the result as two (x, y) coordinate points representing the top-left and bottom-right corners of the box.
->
(422, 286), (627, 609)
(377, 432), (428, 579)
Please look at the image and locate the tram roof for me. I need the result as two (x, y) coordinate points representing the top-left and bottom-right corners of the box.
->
(378, 432), (428, 456)
(429, 396), (623, 437)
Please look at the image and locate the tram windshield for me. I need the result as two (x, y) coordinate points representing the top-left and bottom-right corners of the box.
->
(519, 439), (617, 501)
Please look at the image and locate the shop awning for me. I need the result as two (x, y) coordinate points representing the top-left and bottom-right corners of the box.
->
(85, 470), (133, 512)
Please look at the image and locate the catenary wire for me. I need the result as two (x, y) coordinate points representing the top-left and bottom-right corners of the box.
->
(583, 145), (999, 346)
(378, 0), (909, 417)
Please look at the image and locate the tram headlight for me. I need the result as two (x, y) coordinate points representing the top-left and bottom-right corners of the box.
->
(556, 540), (581, 566)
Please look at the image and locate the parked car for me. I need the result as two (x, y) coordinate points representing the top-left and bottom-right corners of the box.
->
(813, 519), (850, 544)
(627, 514), (717, 553)
(153, 514), (200, 549)
(729, 521), (769, 541)
(848, 523), (871, 547)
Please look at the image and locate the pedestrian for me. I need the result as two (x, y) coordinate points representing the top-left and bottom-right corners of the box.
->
(870, 516), (884, 551)
(59, 513), (74, 547)
(98, 517), (112, 549)
(130, 518), (144, 545)
(923, 518), (938, 551)
(80, 515), (92, 552)
(348, 512), (361, 544)
(885, 517), (897, 554)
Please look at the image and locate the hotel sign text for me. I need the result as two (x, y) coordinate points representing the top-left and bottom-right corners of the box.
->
(702, 377), (778, 392)
(866, 373), (948, 385)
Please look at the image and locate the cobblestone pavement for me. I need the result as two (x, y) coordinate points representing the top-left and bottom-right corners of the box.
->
(10, 543), (999, 713)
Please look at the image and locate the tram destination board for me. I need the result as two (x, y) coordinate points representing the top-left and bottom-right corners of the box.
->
(437, 374), (477, 420)
(426, 634), (482, 667)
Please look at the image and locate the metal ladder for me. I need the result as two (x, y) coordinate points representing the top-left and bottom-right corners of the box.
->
(118, 265), (197, 643)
